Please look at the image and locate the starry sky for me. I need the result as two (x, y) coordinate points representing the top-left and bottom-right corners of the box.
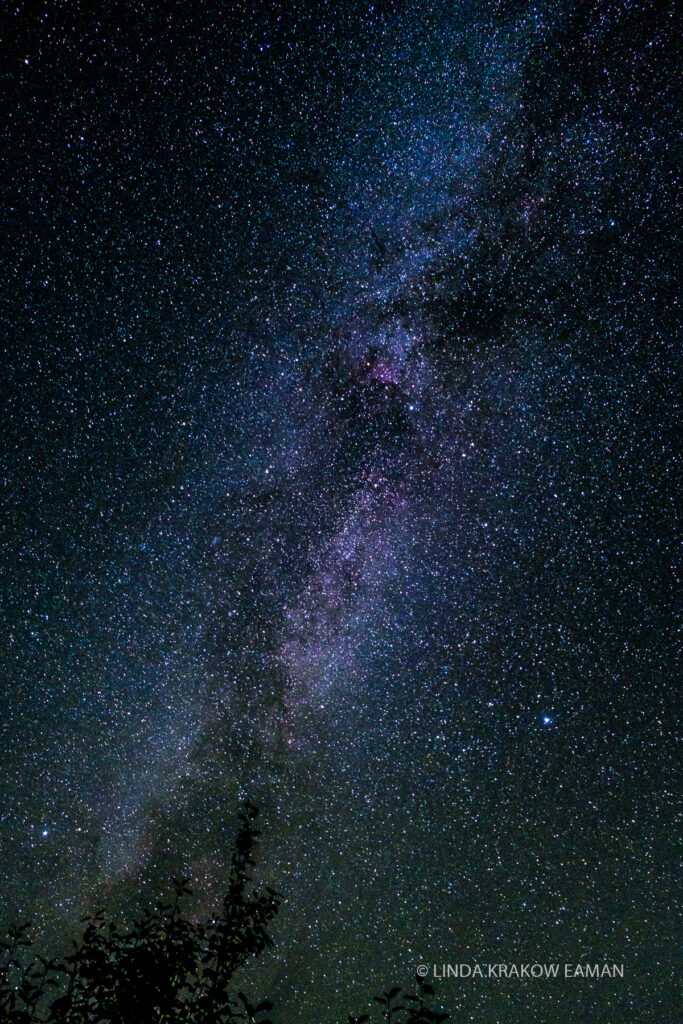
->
(1, 1), (679, 1021)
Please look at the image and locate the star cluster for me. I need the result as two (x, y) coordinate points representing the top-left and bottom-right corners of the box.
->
(0, 1), (678, 1021)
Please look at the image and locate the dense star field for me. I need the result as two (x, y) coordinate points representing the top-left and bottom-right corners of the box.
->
(1, 1), (679, 1021)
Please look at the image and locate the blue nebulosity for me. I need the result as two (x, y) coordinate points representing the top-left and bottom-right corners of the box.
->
(0, 1), (678, 1021)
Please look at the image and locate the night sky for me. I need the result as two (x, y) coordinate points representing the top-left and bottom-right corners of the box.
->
(1, 1), (679, 1021)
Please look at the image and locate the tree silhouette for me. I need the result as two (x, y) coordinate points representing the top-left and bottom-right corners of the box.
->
(0, 801), (279, 1024)
(0, 802), (450, 1023)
